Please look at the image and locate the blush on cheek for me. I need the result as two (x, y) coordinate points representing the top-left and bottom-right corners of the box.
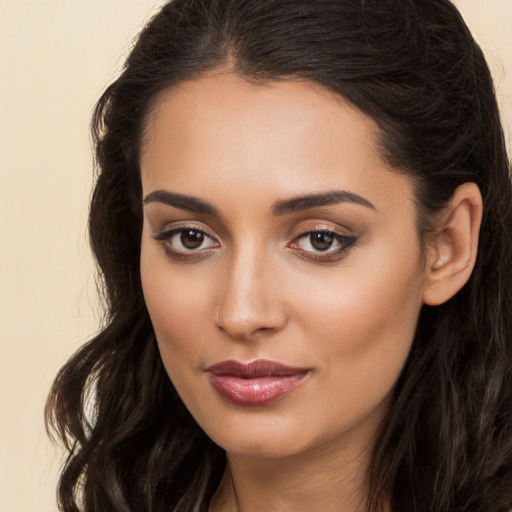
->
(298, 263), (422, 406)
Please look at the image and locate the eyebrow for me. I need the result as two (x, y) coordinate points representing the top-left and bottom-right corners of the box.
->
(143, 190), (218, 215)
(271, 190), (375, 215)
(143, 189), (375, 216)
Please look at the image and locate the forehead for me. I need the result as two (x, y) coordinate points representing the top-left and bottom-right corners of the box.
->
(140, 72), (413, 214)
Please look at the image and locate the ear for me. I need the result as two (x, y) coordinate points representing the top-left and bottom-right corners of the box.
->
(422, 182), (483, 306)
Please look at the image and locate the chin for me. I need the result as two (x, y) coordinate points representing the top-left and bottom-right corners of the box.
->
(217, 435), (307, 460)
(199, 414), (312, 459)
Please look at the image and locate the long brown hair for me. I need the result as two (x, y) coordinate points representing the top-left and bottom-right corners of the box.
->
(46, 1), (512, 510)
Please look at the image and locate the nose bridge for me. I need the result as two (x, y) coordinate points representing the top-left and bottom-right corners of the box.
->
(215, 240), (285, 339)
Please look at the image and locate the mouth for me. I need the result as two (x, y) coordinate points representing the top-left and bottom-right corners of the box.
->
(205, 359), (311, 406)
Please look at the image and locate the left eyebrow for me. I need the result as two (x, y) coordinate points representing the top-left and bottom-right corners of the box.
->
(271, 190), (376, 215)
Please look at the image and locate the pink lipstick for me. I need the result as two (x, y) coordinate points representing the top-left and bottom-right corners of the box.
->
(206, 359), (310, 406)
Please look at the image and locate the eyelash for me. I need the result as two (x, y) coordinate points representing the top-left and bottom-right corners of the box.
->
(153, 226), (357, 263)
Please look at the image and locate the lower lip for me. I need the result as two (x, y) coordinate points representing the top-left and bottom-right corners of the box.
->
(208, 373), (308, 406)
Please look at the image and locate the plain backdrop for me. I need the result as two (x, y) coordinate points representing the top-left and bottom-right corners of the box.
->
(1, 1), (510, 511)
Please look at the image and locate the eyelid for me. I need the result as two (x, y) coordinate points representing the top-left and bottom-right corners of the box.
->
(290, 219), (356, 242)
(153, 220), (217, 239)
(292, 222), (353, 238)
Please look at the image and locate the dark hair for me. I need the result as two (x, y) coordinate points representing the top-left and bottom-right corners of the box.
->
(46, 0), (512, 510)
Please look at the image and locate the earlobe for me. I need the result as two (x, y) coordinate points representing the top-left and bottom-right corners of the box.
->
(422, 182), (483, 306)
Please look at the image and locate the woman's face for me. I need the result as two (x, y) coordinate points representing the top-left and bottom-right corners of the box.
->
(140, 73), (428, 460)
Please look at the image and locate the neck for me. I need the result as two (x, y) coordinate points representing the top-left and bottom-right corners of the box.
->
(210, 434), (385, 512)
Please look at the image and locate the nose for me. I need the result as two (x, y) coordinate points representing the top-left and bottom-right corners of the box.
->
(214, 247), (288, 341)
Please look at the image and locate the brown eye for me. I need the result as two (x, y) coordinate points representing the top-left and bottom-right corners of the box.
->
(309, 232), (334, 251)
(180, 229), (205, 249)
(153, 226), (219, 260)
(289, 228), (358, 262)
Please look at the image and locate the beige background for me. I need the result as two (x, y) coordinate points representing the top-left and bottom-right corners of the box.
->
(1, 1), (510, 511)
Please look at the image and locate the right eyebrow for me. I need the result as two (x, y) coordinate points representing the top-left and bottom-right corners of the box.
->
(143, 190), (219, 216)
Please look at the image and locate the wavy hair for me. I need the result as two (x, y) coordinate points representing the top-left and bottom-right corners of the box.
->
(46, 0), (512, 510)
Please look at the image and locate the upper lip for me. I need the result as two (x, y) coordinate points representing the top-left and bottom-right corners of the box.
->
(205, 359), (310, 378)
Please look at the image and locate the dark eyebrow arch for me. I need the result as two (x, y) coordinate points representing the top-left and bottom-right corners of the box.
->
(143, 190), (218, 216)
(271, 190), (376, 215)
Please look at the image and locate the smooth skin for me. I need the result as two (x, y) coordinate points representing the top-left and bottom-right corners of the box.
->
(139, 72), (482, 512)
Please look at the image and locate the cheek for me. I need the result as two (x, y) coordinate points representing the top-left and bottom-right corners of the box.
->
(286, 274), (422, 443)
(140, 240), (211, 362)
(291, 242), (424, 395)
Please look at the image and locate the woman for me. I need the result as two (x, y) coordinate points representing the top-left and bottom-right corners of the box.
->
(46, 0), (512, 511)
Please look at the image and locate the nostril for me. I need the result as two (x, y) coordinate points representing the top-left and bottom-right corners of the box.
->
(214, 306), (287, 341)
